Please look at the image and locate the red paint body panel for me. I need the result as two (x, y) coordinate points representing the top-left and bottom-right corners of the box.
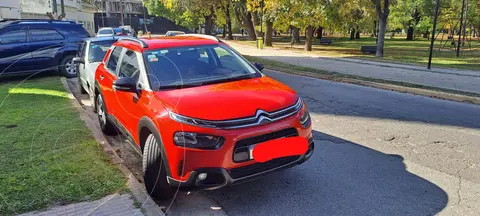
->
(96, 36), (313, 184)
(154, 76), (298, 120)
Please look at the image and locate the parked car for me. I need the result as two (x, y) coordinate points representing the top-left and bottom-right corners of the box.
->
(119, 25), (135, 37)
(165, 30), (185, 36)
(0, 19), (89, 78)
(96, 27), (115, 37)
(73, 37), (120, 105)
(93, 35), (314, 199)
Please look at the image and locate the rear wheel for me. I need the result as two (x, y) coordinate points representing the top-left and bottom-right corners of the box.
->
(96, 94), (116, 135)
(60, 55), (77, 78)
(143, 134), (174, 200)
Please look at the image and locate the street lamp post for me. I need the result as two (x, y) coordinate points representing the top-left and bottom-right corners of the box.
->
(427, 0), (440, 69)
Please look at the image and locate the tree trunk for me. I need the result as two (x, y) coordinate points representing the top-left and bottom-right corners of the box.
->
(350, 27), (356, 40)
(225, 0), (233, 40)
(222, 25), (226, 38)
(423, 31), (429, 39)
(250, 11), (261, 38)
(406, 26), (414, 40)
(265, 20), (273, 46)
(316, 27), (323, 39)
(377, 16), (387, 57)
(243, 12), (257, 40)
(355, 26), (361, 39)
(305, 25), (314, 51)
(292, 27), (301, 44)
(204, 7), (215, 35)
(372, 20), (377, 37)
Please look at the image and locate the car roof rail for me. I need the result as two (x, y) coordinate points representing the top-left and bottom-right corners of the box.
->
(1, 19), (77, 24)
(118, 37), (148, 48)
(175, 34), (221, 42)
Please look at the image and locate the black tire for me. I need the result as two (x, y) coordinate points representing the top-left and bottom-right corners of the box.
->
(96, 93), (117, 135)
(143, 134), (174, 200)
(78, 76), (87, 94)
(59, 55), (77, 78)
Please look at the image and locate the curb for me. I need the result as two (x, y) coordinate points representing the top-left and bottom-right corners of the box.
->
(264, 68), (480, 105)
(60, 77), (165, 216)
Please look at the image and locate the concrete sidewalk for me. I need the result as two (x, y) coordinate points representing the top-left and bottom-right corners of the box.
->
(227, 41), (480, 95)
(20, 194), (144, 216)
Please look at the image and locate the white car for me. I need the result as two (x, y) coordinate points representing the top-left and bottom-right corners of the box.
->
(96, 27), (115, 37)
(73, 37), (119, 104)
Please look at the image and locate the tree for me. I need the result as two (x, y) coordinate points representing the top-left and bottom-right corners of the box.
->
(372, 0), (391, 57)
(232, 0), (257, 40)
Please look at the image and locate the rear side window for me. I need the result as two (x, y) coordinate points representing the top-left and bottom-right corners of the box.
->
(107, 46), (123, 72)
(0, 30), (27, 44)
(118, 50), (140, 81)
(30, 29), (64, 41)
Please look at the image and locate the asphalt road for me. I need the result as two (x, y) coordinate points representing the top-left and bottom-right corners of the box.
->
(68, 69), (480, 216)
(200, 70), (480, 216)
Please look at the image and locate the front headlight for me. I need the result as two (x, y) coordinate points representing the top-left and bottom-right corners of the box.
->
(173, 132), (224, 149)
(300, 110), (311, 128)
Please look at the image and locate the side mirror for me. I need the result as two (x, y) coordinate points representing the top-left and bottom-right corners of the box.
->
(113, 77), (137, 93)
(72, 57), (84, 64)
(254, 62), (264, 71)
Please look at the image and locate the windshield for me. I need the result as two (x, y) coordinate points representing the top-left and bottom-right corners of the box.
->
(88, 40), (115, 63)
(144, 44), (260, 90)
(98, 29), (113, 35)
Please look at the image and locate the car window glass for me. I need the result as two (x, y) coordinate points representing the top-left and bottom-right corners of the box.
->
(88, 41), (115, 63)
(118, 50), (140, 82)
(0, 30), (27, 44)
(107, 46), (122, 72)
(30, 29), (64, 41)
(213, 47), (245, 72)
(80, 42), (87, 58)
(98, 29), (113, 34)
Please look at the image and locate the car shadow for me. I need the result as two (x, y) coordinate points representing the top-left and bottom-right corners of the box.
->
(201, 130), (448, 216)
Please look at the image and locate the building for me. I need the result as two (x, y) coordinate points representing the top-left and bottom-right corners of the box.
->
(3, 0), (98, 35)
(97, 0), (143, 18)
(0, 0), (21, 19)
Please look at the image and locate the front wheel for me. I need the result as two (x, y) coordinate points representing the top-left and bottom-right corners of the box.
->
(143, 134), (174, 200)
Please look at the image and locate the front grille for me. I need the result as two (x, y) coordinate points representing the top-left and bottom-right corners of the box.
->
(233, 128), (299, 162)
(170, 98), (302, 129)
(229, 156), (300, 179)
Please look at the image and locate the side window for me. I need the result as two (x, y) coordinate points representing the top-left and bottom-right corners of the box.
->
(118, 50), (140, 82)
(107, 46), (123, 72)
(0, 30), (27, 44)
(30, 29), (64, 41)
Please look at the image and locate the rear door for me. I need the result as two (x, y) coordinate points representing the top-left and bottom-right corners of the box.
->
(0, 26), (32, 75)
(97, 46), (123, 117)
(28, 27), (66, 70)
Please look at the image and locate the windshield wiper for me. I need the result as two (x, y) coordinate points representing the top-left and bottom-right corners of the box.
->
(158, 82), (204, 90)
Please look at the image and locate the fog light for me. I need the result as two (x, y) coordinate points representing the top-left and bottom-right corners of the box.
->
(198, 173), (207, 181)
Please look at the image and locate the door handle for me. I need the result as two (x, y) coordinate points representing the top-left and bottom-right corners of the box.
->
(99, 75), (104, 80)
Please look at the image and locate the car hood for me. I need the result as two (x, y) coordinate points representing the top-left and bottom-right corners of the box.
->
(154, 76), (299, 121)
(86, 62), (101, 75)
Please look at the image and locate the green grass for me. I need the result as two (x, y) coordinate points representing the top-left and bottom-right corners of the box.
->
(236, 35), (480, 70)
(0, 77), (126, 215)
(246, 55), (480, 98)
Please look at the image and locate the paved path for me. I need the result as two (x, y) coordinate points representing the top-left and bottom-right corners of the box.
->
(228, 41), (480, 94)
(202, 70), (480, 216)
(20, 194), (144, 216)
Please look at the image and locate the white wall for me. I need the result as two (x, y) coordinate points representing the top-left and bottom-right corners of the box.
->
(0, 0), (21, 19)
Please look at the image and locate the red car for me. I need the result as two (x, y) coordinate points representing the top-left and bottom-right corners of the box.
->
(94, 35), (314, 199)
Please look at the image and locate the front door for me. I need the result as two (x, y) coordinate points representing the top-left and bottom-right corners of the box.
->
(97, 46), (123, 117)
(114, 49), (145, 136)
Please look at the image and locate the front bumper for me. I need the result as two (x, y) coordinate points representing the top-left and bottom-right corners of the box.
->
(168, 137), (315, 190)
